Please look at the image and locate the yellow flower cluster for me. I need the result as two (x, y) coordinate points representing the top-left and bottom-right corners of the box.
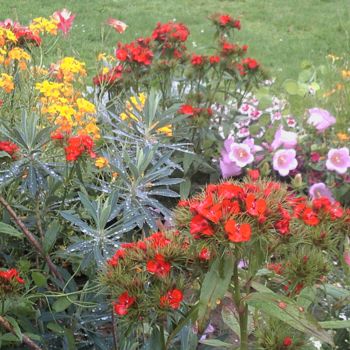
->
(35, 57), (99, 139)
(95, 157), (109, 169)
(0, 28), (17, 47)
(29, 17), (58, 36)
(55, 57), (87, 82)
(0, 73), (14, 93)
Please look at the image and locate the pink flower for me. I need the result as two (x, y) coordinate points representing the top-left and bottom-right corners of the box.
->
(52, 9), (75, 36)
(309, 182), (334, 202)
(344, 251), (350, 267)
(107, 18), (128, 33)
(228, 143), (254, 168)
(273, 149), (298, 176)
(326, 147), (350, 174)
(271, 127), (298, 150)
(220, 137), (242, 178)
(307, 108), (336, 132)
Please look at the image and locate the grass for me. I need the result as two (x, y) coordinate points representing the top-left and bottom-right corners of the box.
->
(1, 0), (350, 79)
(1, 0), (350, 126)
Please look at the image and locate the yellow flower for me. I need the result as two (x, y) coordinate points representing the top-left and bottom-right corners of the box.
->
(97, 53), (106, 61)
(0, 28), (17, 46)
(35, 81), (64, 98)
(76, 98), (96, 114)
(8, 47), (31, 61)
(0, 73), (14, 93)
(157, 125), (173, 136)
(327, 54), (341, 63)
(337, 132), (349, 141)
(95, 157), (109, 169)
(58, 57), (86, 81)
(341, 70), (350, 79)
(128, 93), (146, 111)
(29, 17), (58, 35)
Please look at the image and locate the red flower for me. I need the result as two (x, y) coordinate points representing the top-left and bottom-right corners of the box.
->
(113, 291), (135, 316)
(245, 194), (267, 223)
(283, 336), (293, 347)
(116, 40), (153, 66)
(310, 152), (321, 163)
(64, 135), (96, 161)
(152, 22), (189, 43)
(0, 268), (25, 284)
(107, 249), (126, 266)
(219, 15), (233, 26)
(233, 20), (241, 30)
(209, 55), (220, 64)
(190, 215), (214, 238)
(160, 289), (183, 309)
(221, 199), (241, 216)
(146, 231), (171, 249)
(199, 247), (211, 260)
(302, 208), (319, 226)
(191, 54), (205, 66)
(50, 131), (64, 140)
(242, 57), (259, 70)
(247, 169), (260, 181)
(225, 220), (251, 242)
(267, 263), (284, 275)
(116, 48), (128, 61)
(178, 104), (195, 115)
(93, 65), (123, 86)
(146, 254), (171, 277)
(217, 183), (244, 199)
(0, 141), (19, 159)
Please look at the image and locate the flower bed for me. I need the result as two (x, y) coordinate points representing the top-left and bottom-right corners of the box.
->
(0, 9), (349, 350)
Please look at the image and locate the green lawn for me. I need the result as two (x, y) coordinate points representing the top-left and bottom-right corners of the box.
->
(1, 0), (350, 84)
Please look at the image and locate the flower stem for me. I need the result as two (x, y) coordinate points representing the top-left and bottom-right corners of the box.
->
(232, 258), (249, 350)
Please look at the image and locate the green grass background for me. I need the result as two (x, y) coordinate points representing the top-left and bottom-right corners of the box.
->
(1, 0), (350, 82)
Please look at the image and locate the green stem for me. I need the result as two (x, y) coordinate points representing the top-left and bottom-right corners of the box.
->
(232, 258), (249, 350)
(159, 324), (166, 350)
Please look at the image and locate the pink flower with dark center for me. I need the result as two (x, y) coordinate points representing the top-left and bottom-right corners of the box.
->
(52, 9), (75, 36)
(309, 182), (334, 202)
(273, 149), (298, 176)
(307, 108), (336, 132)
(326, 147), (350, 174)
(271, 127), (298, 150)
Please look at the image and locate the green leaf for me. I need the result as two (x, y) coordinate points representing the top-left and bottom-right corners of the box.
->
(198, 254), (234, 321)
(221, 306), (240, 336)
(32, 271), (47, 288)
(47, 322), (65, 334)
(64, 328), (77, 350)
(1, 333), (20, 342)
(52, 297), (72, 312)
(199, 339), (233, 348)
(166, 304), (199, 348)
(180, 179), (191, 199)
(283, 79), (299, 95)
(245, 292), (334, 345)
(319, 320), (350, 329)
(43, 221), (60, 253)
(0, 222), (23, 238)
(5, 316), (22, 341)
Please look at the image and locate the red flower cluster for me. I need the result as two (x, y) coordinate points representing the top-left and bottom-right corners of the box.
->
(116, 38), (153, 66)
(160, 289), (183, 309)
(0, 20), (41, 46)
(92, 65), (123, 86)
(152, 22), (189, 43)
(220, 41), (248, 57)
(146, 253), (171, 277)
(178, 104), (212, 117)
(0, 141), (19, 159)
(0, 268), (25, 284)
(64, 135), (96, 161)
(180, 182), (260, 242)
(113, 291), (136, 315)
(210, 13), (241, 30)
(242, 57), (259, 70)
